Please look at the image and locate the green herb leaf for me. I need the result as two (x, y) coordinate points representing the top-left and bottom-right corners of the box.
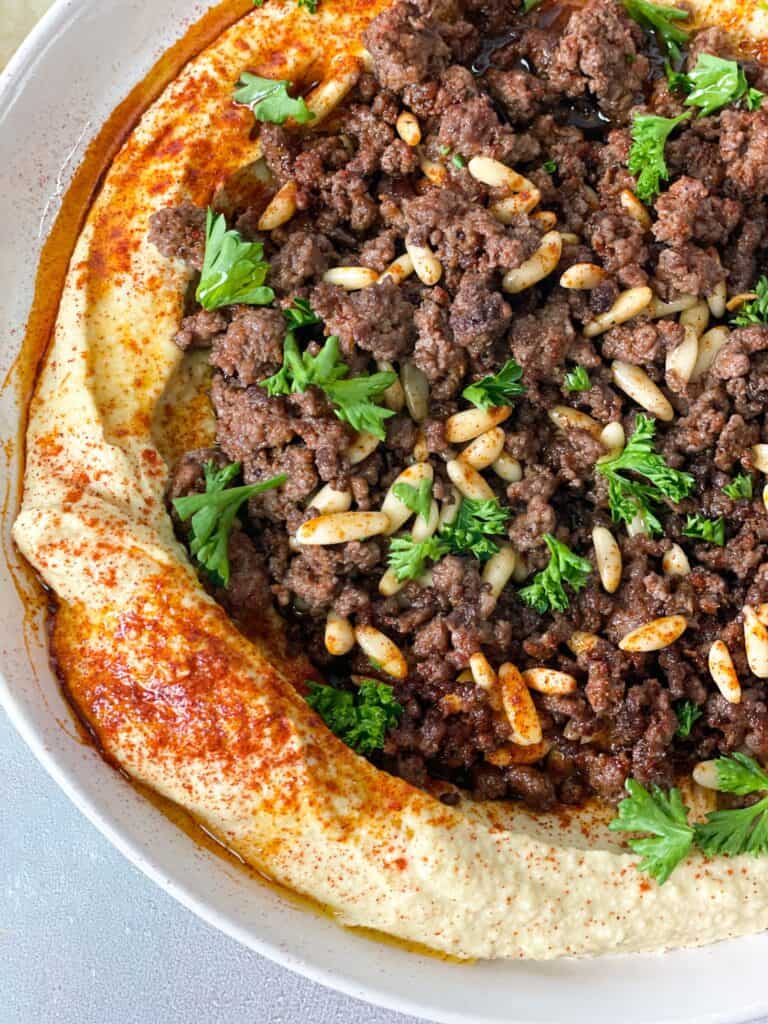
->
(712, 752), (768, 795)
(695, 797), (768, 857)
(609, 780), (694, 885)
(305, 679), (403, 756)
(521, 0), (544, 11)
(393, 479), (433, 524)
(732, 275), (768, 326)
(234, 72), (315, 125)
(564, 365), (591, 393)
(519, 534), (592, 614)
(440, 497), (511, 561)
(387, 534), (448, 582)
(462, 359), (525, 409)
(628, 111), (691, 203)
(723, 473), (753, 500)
(297, 0), (319, 11)
(674, 699), (703, 738)
(451, 153), (467, 169)
(683, 513), (725, 546)
(597, 415), (694, 535)
(196, 209), (274, 311)
(173, 462), (286, 585)
(323, 373), (398, 439)
(747, 86), (766, 110)
(622, 0), (690, 60)
(543, 159), (558, 174)
(666, 61), (692, 93)
(685, 53), (761, 117)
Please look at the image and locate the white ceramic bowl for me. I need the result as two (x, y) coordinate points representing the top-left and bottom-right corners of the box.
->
(2, 5), (768, 1022)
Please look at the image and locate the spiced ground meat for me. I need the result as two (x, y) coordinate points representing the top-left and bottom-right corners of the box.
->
(155, 0), (768, 811)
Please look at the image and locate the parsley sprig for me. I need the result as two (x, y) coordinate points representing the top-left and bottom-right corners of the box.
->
(597, 415), (695, 535)
(306, 679), (403, 756)
(462, 359), (526, 409)
(519, 534), (592, 614)
(393, 479), (433, 524)
(674, 699), (703, 738)
(732, 275), (768, 327)
(173, 462), (286, 585)
(723, 473), (753, 500)
(609, 780), (695, 885)
(622, 0), (690, 61)
(196, 209), (274, 311)
(683, 513), (725, 546)
(683, 54), (764, 117)
(695, 755), (768, 857)
(564, 365), (591, 393)
(628, 111), (690, 203)
(234, 72), (315, 125)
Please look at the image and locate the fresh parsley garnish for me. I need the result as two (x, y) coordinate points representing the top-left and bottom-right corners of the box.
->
(732, 275), (768, 326)
(674, 699), (703, 738)
(609, 780), (695, 885)
(564, 365), (591, 393)
(305, 679), (403, 756)
(521, 0), (544, 11)
(462, 359), (525, 409)
(666, 62), (692, 93)
(628, 111), (691, 203)
(388, 535), (446, 583)
(173, 462), (286, 585)
(597, 415), (695, 535)
(684, 54), (764, 117)
(694, 754), (768, 857)
(519, 534), (592, 614)
(543, 159), (558, 174)
(622, 0), (690, 60)
(393, 479), (433, 524)
(451, 153), (467, 168)
(723, 473), (753, 500)
(683, 514), (725, 546)
(297, 0), (319, 11)
(234, 72), (315, 125)
(196, 209), (274, 311)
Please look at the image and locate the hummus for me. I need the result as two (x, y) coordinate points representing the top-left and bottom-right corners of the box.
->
(13, 0), (768, 960)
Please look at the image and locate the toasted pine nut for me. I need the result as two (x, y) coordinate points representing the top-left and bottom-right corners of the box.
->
(442, 693), (465, 714)
(611, 360), (674, 421)
(512, 555), (530, 582)
(412, 500), (440, 542)
(377, 359), (405, 412)
(502, 231), (562, 294)
(752, 444), (768, 474)
(665, 324), (699, 387)
(692, 760), (720, 789)
(619, 188), (652, 230)
(446, 459), (495, 501)
(378, 568), (405, 597)
(567, 631), (599, 655)
(325, 611), (355, 656)
(490, 189), (542, 221)
(706, 280), (727, 319)
(486, 739), (550, 766)
(412, 430), (429, 463)
(296, 511), (390, 545)
(522, 668), (578, 695)
(708, 639), (742, 703)
(355, 625), (408, 680)
(467, 155), (527, 191)
(401, 360), (430, 422)
(559, 232), (581, 244)
(763, 483), (768, 514)
(584, 286), (653, 337)
(323, 266), (379, 290)
(757, 604), (768, 628)
(446, 405), (512, 443)
(305, 54), (362, 124)
(559, 262), (608, 290)
(744, 606), (768, 679)
(690, 326), (730, 382)
(532, 210), (557, 230)
(439, 488), (461, 527)
(419, 155), (447, 185)
(592, 526), (622, 594)
(647, 293), (698, 319)
(482, 544), (517, 598)
(662, 543), (691, 577)
(548, 404), (603, 439)
(470, 652), (497, 693)
(492, 453), (522, 483)
(309, 484), (352, 514)
(459, 427), (506, 470)
(618, 615), (688, 652)
(381, 462), (434, 535)
(457, 668), (474, 683)
(726, 291), (758, 312)
(599, 421), (625, 455)
(378, 253), (414, 286)
(679, 300), (709, 337)
(345, 431), (379, 465)
(405, 239), (442, 286)
(627, 512), (648, 538)
(258, 181), (298, 231)
(498, 663), (543, 746)
(396, 111), (421, 146)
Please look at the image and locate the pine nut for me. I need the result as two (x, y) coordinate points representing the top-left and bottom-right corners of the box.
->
(482, 544), (517, 598)
(492, 453), (522, 483)
(305, 54), (362, 124)
(752, 444), (768, 474)
(708, 639), (742, 703)
(618, 615), (688, 652)
(486, 739), (550, 766)
(401, 361), (430, 422)
(706, 280), (727, 319)
(396, 111), (421, 146)
(325, 611), (355, 656)
(567, 631), (599, 655)
(445, 405), (512, 443)
(599, 421), (625, 455)
(467, 155), (527, 191)
(665, 324), (699, 387)
(532, 210), (557, 230)
(592, 526), (622, 593)
(726, 291), (758, 312)
(548, 404), (603, 439)
(412, 430), (429, 463)
(647, 293), (698, 319)
(559, 262), (608, 290)
(446, 459), (495, 500)
(309, 483), (352, 514)
(377, 360), (405, 412)
(502, 231), (562, 294)
(744, 606), (768, 679)
(323, 266), (379, 290)
(763, 483), (768, 514)
(412, 500), (440, 542)
(512, 555), (530, 582)
(559, 232), (581, 245)
(498, 663), (543, 746)
(345, 431), (379, 465)
(378, 253), (414, 286)
(690, 325), (730, 381)
(522, 668), (578, 695)
(257, 181), (298, 231)
(378, 568), (405, 597)
(381, 462), (434, 535)
(457, 668), (474, 683)
(757, 604), (768, 628)
(405, 239), (442, 286)
(619, 188), (652, 230)
(470, 651), (497, 693)
(419, 155), (448, 185)
(583, 286), (653, 337)
(442, 693), (465, 714)
(692, 760), (721, 789)
(296, 511), (390, 545)
(627, 512), (648, 538)
(490, 189), (542, 221)
(355, 625), (408, 680)
(662, 543), (691, 577)
(679, 300), (709, 337)
(459, 427), (506, 470)
(611, 360), (674, 421)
